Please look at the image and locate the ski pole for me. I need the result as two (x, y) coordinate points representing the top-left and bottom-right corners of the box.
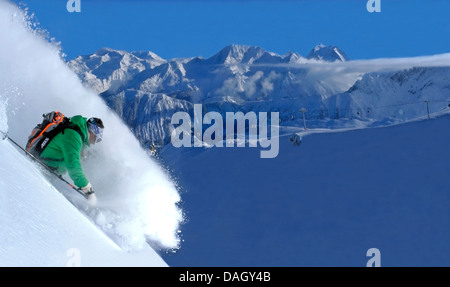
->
(0, 130), (88, 198)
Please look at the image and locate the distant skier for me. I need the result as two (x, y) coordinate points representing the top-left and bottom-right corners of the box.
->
(29, 115), (104, 206)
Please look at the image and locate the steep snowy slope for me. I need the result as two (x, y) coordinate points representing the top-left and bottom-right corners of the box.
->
(0, 0), (182, 256)
(160, 111), (450, 267)
(0, 139), (167, 267)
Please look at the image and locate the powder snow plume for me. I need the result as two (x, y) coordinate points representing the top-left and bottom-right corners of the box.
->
(0, 0), (183, 250)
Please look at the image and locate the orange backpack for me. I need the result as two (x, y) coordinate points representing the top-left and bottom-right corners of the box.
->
(26, 111), (72, 157)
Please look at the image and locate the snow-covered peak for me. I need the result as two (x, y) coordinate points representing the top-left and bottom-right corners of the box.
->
(131, 50), (166, 62)
(68, 48), (167, 94)
(206, 44), (270, 65)
(73, 47), (166, 71)
(204, 44), (349, 65)
(82, 47), (165, 62)
(94, 47), (122, 56)
(282, 51), (306, 63)
(306, 44), (350, 62)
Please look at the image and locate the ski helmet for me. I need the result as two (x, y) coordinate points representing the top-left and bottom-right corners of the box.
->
(87, 117), (104, 143)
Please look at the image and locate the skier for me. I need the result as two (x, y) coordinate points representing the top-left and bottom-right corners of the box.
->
(38, 116), (104, 206)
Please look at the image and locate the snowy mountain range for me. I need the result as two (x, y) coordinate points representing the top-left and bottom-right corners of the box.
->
(67, 44), (348, 147)
(68, 44), (450, 148)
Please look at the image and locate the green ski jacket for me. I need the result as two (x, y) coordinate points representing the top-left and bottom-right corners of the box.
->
(40, 115), (90, 188)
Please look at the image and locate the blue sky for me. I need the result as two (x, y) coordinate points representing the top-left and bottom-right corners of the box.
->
(10, 0), (450, 60)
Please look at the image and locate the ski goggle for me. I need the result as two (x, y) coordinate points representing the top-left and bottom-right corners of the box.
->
(87, 119), (104, 143)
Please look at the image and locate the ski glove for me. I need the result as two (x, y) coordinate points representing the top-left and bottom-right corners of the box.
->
(80, 182), (97, 206)
(80, 182), (95, 196)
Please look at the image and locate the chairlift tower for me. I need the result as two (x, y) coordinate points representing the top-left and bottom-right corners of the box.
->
(424, 99), (430, 119)
(299, 108), (307, 130)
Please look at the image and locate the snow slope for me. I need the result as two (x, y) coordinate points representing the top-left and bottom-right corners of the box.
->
(0, 0), (182, 265)
(327, 66), (450, 122)
(0, 139), (167, 267)
(160, 111), (450, 267)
